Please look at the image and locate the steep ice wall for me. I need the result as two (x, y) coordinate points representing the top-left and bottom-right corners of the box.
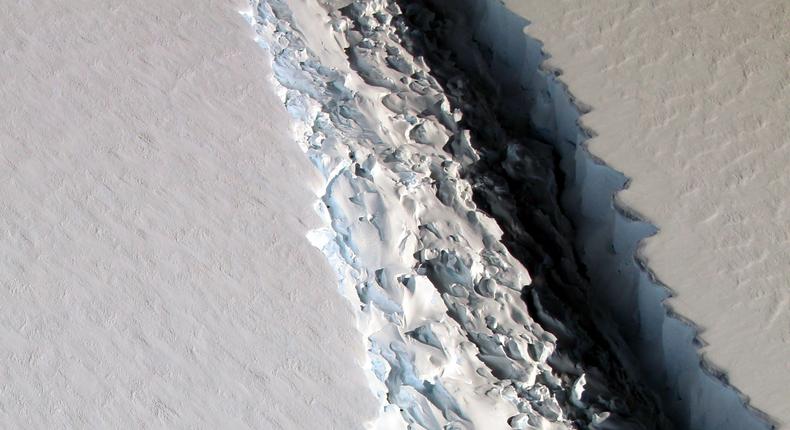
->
(419, 0), (779, 429)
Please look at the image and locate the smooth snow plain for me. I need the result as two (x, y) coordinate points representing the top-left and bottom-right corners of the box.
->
(421, 0), (788, 428)
(0, 0), (376, 427)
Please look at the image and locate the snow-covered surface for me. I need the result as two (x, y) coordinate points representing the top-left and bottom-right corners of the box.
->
(5, 0), (785, 427)
(0, 0), (377, 427)
(488, 0), (789, 426)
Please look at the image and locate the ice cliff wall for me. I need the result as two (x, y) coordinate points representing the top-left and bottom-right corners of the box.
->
(418, 0), (777, 428)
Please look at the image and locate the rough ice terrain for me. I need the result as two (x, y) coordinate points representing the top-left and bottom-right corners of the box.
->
(243, 0), (678, 428)
(244, 0), (787, 428)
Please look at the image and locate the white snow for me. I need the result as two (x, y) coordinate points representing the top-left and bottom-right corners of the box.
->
(0, 0), (376, 427)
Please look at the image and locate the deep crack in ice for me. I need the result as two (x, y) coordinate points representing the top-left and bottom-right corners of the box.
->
(243, 1), (670, 428)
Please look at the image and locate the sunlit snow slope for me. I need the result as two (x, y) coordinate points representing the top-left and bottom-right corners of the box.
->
(0, 1), (376, 427)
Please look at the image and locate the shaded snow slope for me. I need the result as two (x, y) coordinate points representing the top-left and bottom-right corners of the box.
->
(0, 1), (376, 427)
(417, 0), (787, 428)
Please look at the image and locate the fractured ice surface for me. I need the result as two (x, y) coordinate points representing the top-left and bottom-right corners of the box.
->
(243, 0), (673, 428)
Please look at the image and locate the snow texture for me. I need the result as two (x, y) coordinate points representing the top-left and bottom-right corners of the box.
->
(0, 1), (376, 428)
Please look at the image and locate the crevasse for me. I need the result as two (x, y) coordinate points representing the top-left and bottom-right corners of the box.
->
(242, 0), (668, 428)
